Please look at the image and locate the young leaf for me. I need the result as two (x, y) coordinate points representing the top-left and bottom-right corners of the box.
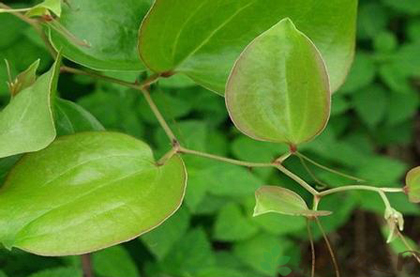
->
(0, 58), (60, 159)
(225, 19), (330, 146)
(405, 166), (420, 203)
(0, 132), (187, 256)
(254, 186), (331, 217)
(139, 0), (357, 94)
(7, 59), (40, 97)
(49, 0), (151, 71)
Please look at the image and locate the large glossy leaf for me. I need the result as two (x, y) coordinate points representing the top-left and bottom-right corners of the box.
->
(225, 19), (330, 145)
(405, 166), (420, 203)
(49, 0), (151, 71)
(139, 0), (357, 94)
(254, 186), (331, 217)
(0, 58), (60, 159)
(0, 132), (187, 256)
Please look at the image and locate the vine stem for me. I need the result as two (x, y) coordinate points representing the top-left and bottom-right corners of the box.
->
(178, 146), (273, 168)
(59, 61), (408, 202)
(319, 185), (403, 210)
(61, 66), (140, 90)
(0, 2), (57, 58)
(316, 218), (340, 277)
(306, 219), (316, 277)
(396, 230), (420, 265)
(295, 152), (365, 183)
(140, 87), (177, 143)
(81, 254), (94, 277)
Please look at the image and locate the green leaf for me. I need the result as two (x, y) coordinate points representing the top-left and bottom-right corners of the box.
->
(0, 155), (21, 186)
(27, 267), (81, 277)
(405, 166), (420, 203)
(352, 85), (388, 128)
(0, 132), (187, 256)
(357, 3), (388, 39)
(214, 203), (258, 242)
(382, 0), (420, 15)
(78, 89), (143, 138)
(160, 228), (216, 276)
(386, 91), (419, 126)
(356, 156), (407, 186)
(7, 59), (39, 97)
(373, 31), (398, 53)
(0, 13), (28, 48)
(226, 19), (330, 146)
(233, 234), (292, 276)
(140, 206), (190, 260)
(254, 186), (331, 217)
(0, 58), (60, 159)
(139, 0), (357, 94)
(93, 245), (140, 277)
(49, 0), (151, 71)
(339, 52), (376, 93)
(26, 0), (62, 18)
(0, 270), (7, 277)
(243, 196), (306, 235)
(55, 98), (105, 136)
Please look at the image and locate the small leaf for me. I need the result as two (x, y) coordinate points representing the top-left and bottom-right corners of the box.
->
(26, 0), (62, 18)
(7, 59), (40, 97)
(49, 0), (151, 71)
(0, 57), (60, 159)
(226, 18), (330, 146)
(0, 132), (187, 256)
(405, 166), (420, 203)
(254, 186), (331, 217)
(384, 207), (404, 243)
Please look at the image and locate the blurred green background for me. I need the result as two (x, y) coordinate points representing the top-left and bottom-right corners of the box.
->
(0, 0), (420, 276)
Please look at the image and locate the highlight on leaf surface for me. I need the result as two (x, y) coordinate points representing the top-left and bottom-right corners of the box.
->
(0, 57), (60, 159)
(49, 0), (151, 71)
(405, 166), (420, 203)
(253, 186), (332, 217)
(0, 132), (187, 256)
(225, 18), (331, 146)
(138, 0), (357, 94)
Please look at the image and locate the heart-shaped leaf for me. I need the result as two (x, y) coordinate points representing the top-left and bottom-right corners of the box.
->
(405, 166), (420, 203)
(0, 57), (60, 159)
(0, 132), (187, 256)
(49, 0), (151, 71)
(139, 0), (357, 94)
(254, 186), (331, 217)
(225, 19), (330, 146)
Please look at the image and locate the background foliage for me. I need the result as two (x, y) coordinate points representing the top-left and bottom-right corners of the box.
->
(0, 0), (420, 276)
